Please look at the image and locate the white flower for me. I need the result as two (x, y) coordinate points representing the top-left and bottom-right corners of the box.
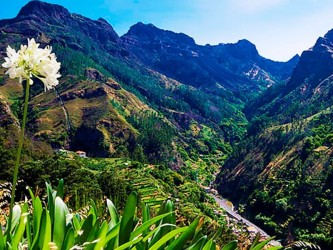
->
(2, 38), (61, 91)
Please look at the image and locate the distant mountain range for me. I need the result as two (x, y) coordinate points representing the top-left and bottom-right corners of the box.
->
(122, 22), (299, 94)
(1, 1), (333, 248)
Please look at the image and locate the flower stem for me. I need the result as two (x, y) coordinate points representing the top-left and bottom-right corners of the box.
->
(7, 78), (30, 237)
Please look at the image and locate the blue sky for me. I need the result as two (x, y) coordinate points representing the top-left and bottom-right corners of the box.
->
(1, 0), (333, 61)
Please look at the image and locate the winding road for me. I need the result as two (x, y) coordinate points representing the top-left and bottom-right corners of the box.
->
(209, 194), (281, 246)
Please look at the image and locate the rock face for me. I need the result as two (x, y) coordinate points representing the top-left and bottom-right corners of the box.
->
(84, 68), (107, 82)
(17, 0), (71, 20)
(287, 29), (333, 93)
(0, 98), (18, 128)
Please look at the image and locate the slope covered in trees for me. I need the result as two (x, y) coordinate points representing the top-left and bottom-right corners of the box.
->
(217, 29), (333, 249)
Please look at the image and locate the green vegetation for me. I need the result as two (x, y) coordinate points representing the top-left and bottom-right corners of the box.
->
(0, 126), (236, 247)
(0, 9), (322, 249)
(217, 111), (333, 248)
(1, 180), (237, 249)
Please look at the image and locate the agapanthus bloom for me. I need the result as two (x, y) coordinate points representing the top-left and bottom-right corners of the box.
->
(2, 38), (61, 91)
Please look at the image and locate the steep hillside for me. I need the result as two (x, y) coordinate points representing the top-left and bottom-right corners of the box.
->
(30, 69), (151, 156)
(217, 29), (333, 248)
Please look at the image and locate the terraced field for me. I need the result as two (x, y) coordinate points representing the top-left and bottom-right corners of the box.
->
(128, 169), (169, 210)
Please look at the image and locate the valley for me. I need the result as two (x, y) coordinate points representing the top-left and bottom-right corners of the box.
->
(0, 1), (332, 249)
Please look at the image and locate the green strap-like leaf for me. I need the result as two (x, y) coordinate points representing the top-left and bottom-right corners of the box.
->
(53, 196), (69, 249)
(149, 227), (188, 250)
(62, 228), (75, 250)
(37, 210), (46, 250)
(190, 228), (204, 247)
(221, 240), (238, 250)
(142, 203), (150, 224)
(56, 179), (64, 199)
(72, 214), (81, 232)
(143, 223), (176, 243)
(0, 221), (5, 250)
(148, 200), (175, 247)
(41, 210), (52, 250)
(89, 199), (98, 225)
(46, 182), (55, 225)
(31, 196), (43, 249)
(85, 221), (101, 246)
(78, 214), (94, 244)
(167, 218), (200, 250)
(140, 203), (150, 250)
(11, 206), (28, 249)
(130, 212), (174, 240)
(114, 237), (143, 250)
(10, 204), (21, 233)
(202, 239), (215, 250)
(187, 236), (208, 250)
(160, 200), (175, 225)
(28, 187), (35, 201)
(107, 199), (119, 228)
(251, 237), (275, 250)
(23, 203), (32, 246)
(250, 233), (260, 249)
(93, 221), (109, 250)
(104, 222), (121, 250)
(119, 192), (138, 246)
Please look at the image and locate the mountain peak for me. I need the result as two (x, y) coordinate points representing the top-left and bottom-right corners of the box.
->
(236, 39), (255, 46)
(1, 1), (119, 46)
(323, 28), (333, 42)
(235, 39), (258, 54)
(124, 22), (196, 46)
(219, 39), (259, 60)
(17, 0), (71, 19)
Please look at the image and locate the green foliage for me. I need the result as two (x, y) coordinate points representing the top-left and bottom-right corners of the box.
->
(1, 180), (239, 250)
(133, 111), (175, 163)
(53, 45), (111, 78)
(8, 96), (21, 118)
(132, 144), (147, 163)
(218, 111), (333, 248)
(99, 169), (129, 209)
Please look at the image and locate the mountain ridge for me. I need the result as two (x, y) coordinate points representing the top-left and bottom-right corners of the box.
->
(122, 21), (299, 96)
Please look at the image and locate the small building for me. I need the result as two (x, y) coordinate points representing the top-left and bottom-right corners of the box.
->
(76, 150), (87, 158)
